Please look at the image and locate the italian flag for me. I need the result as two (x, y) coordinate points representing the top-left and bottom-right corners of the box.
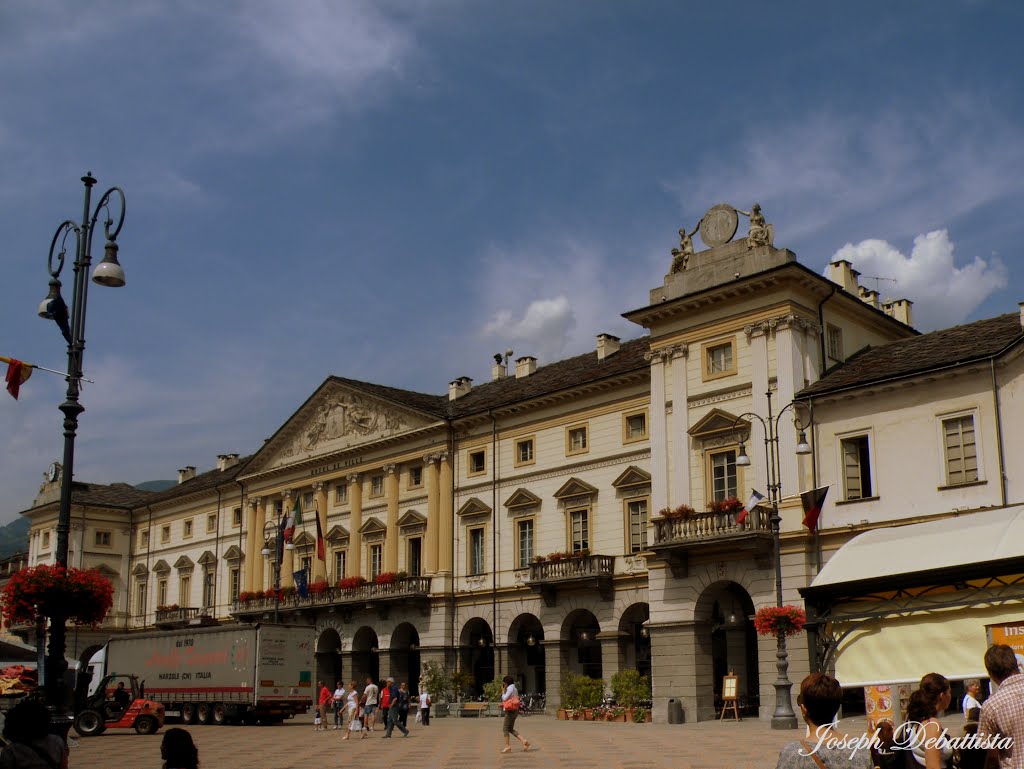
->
(283, 496), (302, 542)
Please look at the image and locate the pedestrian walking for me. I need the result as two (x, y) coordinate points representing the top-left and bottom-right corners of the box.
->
(499, 674), (529, 753)
(316, 680), (332, 731)
(333, 680), (346, 729)
(418, 687), (430, 726)
(362, 677), (379, 732)
(379, 676), (392, 729)
(341, 680), (359, 740)
(397, 681), (411, 728)
(905, 672), (953, 768)
(383, 678), (409, 737)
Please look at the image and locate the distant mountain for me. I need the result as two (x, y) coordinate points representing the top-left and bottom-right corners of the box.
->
(135, 480), (176, 492)
(0, 517), (29, 559)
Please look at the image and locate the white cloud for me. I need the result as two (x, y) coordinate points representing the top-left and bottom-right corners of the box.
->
(830, 230), (1008, 330)
(483, 296), (575, 361)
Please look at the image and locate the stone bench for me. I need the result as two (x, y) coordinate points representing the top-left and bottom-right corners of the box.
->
(457, 702), (490, 717)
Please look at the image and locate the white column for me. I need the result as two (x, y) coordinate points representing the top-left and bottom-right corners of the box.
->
(668, 345), (690, 506)
(746, 323), (771, 497)
(774, 317), (806, 499)
(646, 352), (669, 513)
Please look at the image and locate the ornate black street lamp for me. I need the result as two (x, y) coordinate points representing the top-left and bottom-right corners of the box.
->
(261, 513), (293, 623)
(38, 173), (126, 734)
(732, 390), (811, 730)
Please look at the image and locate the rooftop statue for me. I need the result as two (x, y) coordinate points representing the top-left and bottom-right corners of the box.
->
(740, 203), (773, 248)
(669, 227), (695, 273)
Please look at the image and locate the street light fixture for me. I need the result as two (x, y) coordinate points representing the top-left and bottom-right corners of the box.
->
(731, 390), (812, 730)
(38, 173), (126, 736)
(262, 519), (283, 623)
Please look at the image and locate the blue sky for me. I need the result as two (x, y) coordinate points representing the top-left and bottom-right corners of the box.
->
(2, 1), (1022, 525)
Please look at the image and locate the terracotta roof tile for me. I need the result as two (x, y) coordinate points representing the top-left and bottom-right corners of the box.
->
(800, 312), (1023, 398)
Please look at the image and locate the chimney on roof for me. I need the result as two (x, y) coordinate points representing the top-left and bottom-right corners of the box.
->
(882, 298), (914, 327)
(217, 454), (240, 471)
(596, 333), (620, 360)
(858, 286), (880, 309)
(515, 356), (537, 379)
(178, 466), (196, 484)
(448, 376), (473, 401)
(828, 260), (860, 295)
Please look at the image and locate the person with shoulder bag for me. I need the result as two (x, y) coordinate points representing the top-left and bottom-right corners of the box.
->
(499, 674), (530, 754)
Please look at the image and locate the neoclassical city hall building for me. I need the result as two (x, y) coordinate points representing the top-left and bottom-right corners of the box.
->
(18, 203), (1024, 722)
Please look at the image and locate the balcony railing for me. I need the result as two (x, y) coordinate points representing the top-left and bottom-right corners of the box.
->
(231, 575), (432, 615)
(154, 606), (203, 624)
(652, 507), (772, 545)
(526, 554), (614, 607)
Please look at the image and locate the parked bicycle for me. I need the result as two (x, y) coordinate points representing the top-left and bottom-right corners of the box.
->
(517, 693), (546, 715)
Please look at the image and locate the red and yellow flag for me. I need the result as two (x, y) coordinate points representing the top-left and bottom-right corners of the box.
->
(2, 356), (34, 400)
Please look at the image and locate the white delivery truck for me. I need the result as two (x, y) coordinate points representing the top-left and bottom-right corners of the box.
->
(104, 623), (313, 725)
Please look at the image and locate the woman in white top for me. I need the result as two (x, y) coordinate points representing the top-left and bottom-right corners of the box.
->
(341, 680), (360, 740)
(905, 673), (954, 769)
(499, 675), (530, 754)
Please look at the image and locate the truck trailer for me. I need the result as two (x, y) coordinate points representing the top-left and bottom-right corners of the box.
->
(104, 623), (313, 725)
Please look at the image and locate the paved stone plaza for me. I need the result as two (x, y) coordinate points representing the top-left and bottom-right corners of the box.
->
(68, 712), (965, 769)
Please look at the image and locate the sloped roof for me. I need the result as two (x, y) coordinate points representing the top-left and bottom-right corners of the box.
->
(143, 458), (252, 505)
(66, 482), (155, 508)
(800, 313), (1024, 398)
(331, 337), (650, 421)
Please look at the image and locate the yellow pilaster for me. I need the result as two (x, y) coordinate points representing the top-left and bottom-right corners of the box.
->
(424, 455), (439, 574)
(244, 498), (257, 593)
(438, 451), (453, 574)
(253, 497), (266, 591)
(384, 464), (399, 572)
(313, 482), (328, 581)
(348, 474), (363, 577)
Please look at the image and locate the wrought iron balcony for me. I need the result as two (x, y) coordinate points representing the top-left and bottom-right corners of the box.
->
(526, 554), (614, 607)
(650, 508), (773, 577)
(231, 575), (432, 619)
(154, 606), (215, 628)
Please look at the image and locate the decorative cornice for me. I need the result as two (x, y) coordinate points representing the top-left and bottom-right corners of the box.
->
(644, 343), (687, 364)
(312, 481), (324, 492)
(745, 313), (820, 338)
(687, 387), (752, 409)
(383, 464), (397, 475)
(346, 473), (361, 484)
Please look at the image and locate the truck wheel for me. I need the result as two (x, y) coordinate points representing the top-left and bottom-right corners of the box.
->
(73, 709), (106, 737)
(134, 715), (159, 735)
(181, 703), (197, 724)
(212, 703), (228, 725)
(196, 703), (212, 724)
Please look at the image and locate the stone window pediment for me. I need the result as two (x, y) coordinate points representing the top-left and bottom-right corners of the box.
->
(197, 550), (217, 566)
(359, 517), (386, 536)
(292, 531), (316, 547)
(398, 510), (426, 528)
(173, 556), (194, 571)
(611, 465), (652, 490)
(131, 562), (149, 577)
(152, 559), (171, 574)
(553, 477), (598, 500)
(222, 545), (243, 562)
(689, 408), (747, 440)
(503, 488), (541, 510)
(457, 497), (492, 519)
(326, 525), (349, 544)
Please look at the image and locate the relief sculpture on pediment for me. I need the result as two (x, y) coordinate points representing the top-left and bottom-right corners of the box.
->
(284, 395), (408, 458)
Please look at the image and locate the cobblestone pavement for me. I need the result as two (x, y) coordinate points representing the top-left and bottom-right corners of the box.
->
(72, 711), (962, 769)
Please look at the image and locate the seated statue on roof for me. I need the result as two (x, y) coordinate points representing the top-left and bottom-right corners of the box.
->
(670, 227), (694, 273)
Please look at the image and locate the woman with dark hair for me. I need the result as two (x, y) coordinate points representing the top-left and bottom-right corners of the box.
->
(871, 721), (901, 769)
(499, 674), (529, 754)
(775, 673), (871, 768)
(160, 727), (198, 769)
(0, 698), (69, 769)
(905, 673), (953, 769)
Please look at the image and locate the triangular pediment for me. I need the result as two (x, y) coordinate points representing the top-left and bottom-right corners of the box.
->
(612, 466), (652, 489)
(152, 559), (170, 574)
(243, 379), (445, 475)
(94, 563), (119, 577)
(326, 525), (349, 543)
(223, 545), (243, 562)
(504, 488), (542, 510)
(358, 516), (386, 535)
(293, 531), (315, 547)
(689, 408), (748, 439)
(198, 550), (217, 566)
(132, 562), (149, 577)
(398, 510), (426, 527)
(457, 498), (492, 518)
(553, 477), (598, 500)
(173, 555), (194, 571)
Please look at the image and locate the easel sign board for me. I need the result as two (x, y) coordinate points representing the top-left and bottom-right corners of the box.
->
(722, 675), (739, 700)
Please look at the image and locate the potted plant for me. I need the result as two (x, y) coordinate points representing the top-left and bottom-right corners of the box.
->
(659, 504), (695, 520)
(375, 571), (398, 586)
(308, 579), (329, 596)
(533, 555), (546, 564)
(633, 707), (652, 723)
(420, 661), (453, 718)
(611, 669), (651, 712)
(562, 673), (603, 720)
(483, 678), (504, 716)
(450, 670), (475, 701)
(1, 565), (114, 627)
(754, 605), (807, 637)
(337, 576), (368, 592)
(707, 496), (744, 515)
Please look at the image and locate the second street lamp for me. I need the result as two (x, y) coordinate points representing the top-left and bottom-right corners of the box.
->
(261, 512), (293, 623)
(38, 172), (126, 735)
(731, 390), (811, 730)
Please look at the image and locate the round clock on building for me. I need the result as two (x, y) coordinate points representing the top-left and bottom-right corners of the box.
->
(47, 462), (62, 483)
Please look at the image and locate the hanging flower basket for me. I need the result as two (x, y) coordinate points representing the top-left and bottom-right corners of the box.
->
(753, 605), (807, 638)
(1, 565), (114, 627)
(707, 497), (744, 515)
(658, 504), (695, 520)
